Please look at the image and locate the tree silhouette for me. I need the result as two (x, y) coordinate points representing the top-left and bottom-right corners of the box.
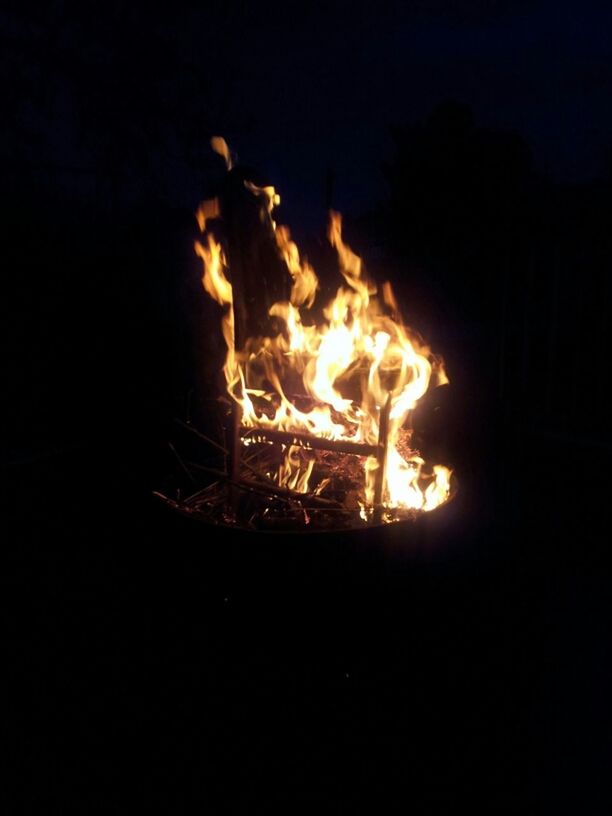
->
(382, 101), (536, 273)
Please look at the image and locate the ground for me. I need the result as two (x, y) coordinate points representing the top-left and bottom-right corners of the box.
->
(3, 424), (609, 811)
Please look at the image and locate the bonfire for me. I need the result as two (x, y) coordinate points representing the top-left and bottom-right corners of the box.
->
(161, 139), (454, 531)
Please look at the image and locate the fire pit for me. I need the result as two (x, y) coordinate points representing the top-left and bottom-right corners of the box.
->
(158, 139), (456, 534)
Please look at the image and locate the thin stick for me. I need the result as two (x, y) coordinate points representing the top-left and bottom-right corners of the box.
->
(239, 477), (342, 508)
(168, 442), (196, 484)
(203, 475), (296, 508)
(183, 461), (227, 479)
(239, 455), (277, 484)
(184, 481), (223, 503)
(174, 418), (228, 455)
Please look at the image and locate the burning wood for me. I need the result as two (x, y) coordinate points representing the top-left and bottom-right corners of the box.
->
(188, 138), (453, 531)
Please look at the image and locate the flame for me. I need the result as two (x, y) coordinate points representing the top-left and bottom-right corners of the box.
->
(274, 225), (319, 308)
(196, 180), (452, 518)
(278, 445), (316, 493)
(195, 198), (220, 233)
(210, 136), (233, 170)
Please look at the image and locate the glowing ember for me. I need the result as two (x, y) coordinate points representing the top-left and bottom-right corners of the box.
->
(195, 138), (453, 523)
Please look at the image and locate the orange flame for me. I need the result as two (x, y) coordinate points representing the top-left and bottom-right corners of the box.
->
(210, 136), (233, 170)
(196, 179), (452, 517)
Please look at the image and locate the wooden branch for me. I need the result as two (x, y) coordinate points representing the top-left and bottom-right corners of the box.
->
(168, 442), (196, 484)
(373, 393), (392, 520)
(239, 426), (379, 458)
(239, 477), (342, 508)
(179, 471), (337, 512)
(174, 418), (228, 455)
(228, 401), (242, 513)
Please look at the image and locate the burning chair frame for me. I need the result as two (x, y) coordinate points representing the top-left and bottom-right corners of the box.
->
(179, 141), (452, 530)
(228, 394), (392, 522)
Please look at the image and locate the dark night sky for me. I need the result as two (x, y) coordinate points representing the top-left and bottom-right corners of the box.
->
(4, 0), (612, 461)
(4, 1), (612, 227)
(194, 0), (612, 222)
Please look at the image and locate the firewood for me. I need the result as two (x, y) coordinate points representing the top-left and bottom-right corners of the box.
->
(239, 477), (342, 509)
(239, 427), (380, 458)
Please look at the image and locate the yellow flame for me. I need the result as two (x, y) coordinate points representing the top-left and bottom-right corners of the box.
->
(196, 198), (220, 233)
(244, 180), (280, 226)
(275, 225), (319, 308)
(195, 234), (232, 306)
(196, 183), (452, 516)
(278, 445), (316, 493)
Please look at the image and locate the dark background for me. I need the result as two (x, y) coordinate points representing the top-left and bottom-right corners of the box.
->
(3, 1), (611, 811)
